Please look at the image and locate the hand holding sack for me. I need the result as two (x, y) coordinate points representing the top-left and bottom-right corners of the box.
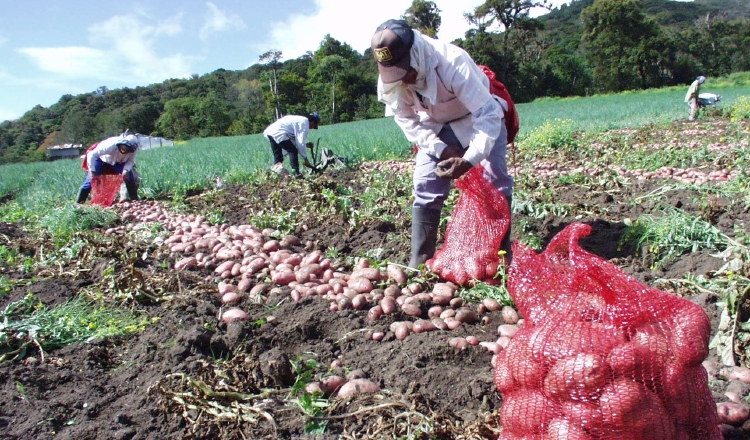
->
(435, 157), (473, 180)
(496, 223), (721, 440)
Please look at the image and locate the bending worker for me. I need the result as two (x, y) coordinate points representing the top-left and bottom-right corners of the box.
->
(76, 133), (140, 204)
(263, 112), (321, 176)
(685, 75), (706, 121)
(371, 19), (513, 269)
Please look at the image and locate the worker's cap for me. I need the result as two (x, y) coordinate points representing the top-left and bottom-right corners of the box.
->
(117, 134), (139, 152)
(371, 19), (414, 84)
(309, 112), (321, 124)
(697, 76), (706, 84)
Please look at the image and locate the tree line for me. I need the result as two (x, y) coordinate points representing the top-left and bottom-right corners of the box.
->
(1, 0), (748, 164)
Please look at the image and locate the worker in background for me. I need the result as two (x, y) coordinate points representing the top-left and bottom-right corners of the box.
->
(263, 112), (321, 176)
(76, 132), (140, 204)
(685, 75), (706, 121)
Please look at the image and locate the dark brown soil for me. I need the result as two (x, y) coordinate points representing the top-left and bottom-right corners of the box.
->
(1, 118), (749, 440)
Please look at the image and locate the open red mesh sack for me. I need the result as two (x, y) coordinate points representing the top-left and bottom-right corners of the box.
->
(495, 222), (721, 440)
(426, 167), (510, 286)
(90, 174), (123, 207)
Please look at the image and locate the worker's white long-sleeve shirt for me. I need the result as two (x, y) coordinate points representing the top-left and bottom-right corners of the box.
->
(262, 115), (311, 159)
(86, 136), (137, 172)
(384, 36), (507, 166)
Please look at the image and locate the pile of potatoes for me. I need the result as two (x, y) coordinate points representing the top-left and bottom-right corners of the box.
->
(529, 160), (739, 185)
(110, 200), (521, 354)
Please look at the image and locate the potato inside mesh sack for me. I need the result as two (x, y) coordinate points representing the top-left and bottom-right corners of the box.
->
(426, 167), (510, 286)
(495, 222), (721, 440)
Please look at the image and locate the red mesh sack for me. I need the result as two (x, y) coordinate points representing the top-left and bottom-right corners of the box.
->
(426, 167), (510, 286)
(495, 222), (721, 440)
(478, 65), (519, 144)
(90, 174), (123, 207)
(81, 142), (100, 171)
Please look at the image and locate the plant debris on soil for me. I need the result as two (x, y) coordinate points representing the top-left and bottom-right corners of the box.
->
(1, 117), (749, 440)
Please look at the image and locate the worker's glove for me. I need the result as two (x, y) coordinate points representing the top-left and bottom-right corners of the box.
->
(306, 142), (314, 149)
(436, 157), (473, 180)
(439, 145), (464, 160)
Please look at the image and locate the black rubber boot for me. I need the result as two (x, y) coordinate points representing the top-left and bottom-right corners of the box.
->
(125, 181), (139, 201)
(408, 207), (441, 269)
(499, 194), (513, 266)
(75, 188), (90, 204)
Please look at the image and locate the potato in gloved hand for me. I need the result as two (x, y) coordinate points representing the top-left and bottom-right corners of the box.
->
(436, 157), (473, 180)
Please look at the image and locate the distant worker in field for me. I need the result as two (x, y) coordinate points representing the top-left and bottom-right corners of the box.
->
(685, 75), (706, 121)
(263, 112), (321, 176)
(76, 133), (140, 204)
(371, 19), (514, 269)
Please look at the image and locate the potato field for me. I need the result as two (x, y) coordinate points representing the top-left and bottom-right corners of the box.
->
(1, 92), (750, 439)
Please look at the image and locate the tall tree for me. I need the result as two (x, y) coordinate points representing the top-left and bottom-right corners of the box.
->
(259, 50), (283, 119)
(463, 0), (550, 89)
(402, 0), (442, 37)
(581, 0), (673, 92)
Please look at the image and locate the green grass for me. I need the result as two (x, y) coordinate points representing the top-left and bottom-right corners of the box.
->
(620, 207), (729, 269)
(1, 80), (749, 232)
(0, 293), (150, 362)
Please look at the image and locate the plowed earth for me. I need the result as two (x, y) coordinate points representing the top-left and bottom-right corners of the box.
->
(1, 117), (749, 440)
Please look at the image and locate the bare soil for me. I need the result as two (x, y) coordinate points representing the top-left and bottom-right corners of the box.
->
(1, 117), (749, 440)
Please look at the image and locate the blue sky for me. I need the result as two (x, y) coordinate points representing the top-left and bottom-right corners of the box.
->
(0, 0), (573, 123)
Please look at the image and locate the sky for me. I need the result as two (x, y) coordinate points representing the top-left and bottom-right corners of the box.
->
(0, 0), (574, 123)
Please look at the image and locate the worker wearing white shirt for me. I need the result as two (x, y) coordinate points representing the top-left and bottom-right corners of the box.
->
(372, 19), (513, 269)
(263, 113), (320, 175)
(76, 133), (140, 204)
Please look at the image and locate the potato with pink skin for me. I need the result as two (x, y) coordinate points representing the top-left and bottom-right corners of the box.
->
(319, 375), (347, 394)
(335, 379), (380, 399)
(449, 337), (469, 350)
(500, 389), (560, 435)
(393, 322), (411, 340)
(271, 271), (296, 285)
(413, 319), (437, 333)
(386, 264), (407, 285)
(543, 353), (611, 401)
(351, 267), (381, 282)
(716, 402), (750, 426)
(347, 276), (373, 294)
(482, 298), (502, 312)
(544, 418), (593, 440)
(296, 263), (321, 283)
(400, 303), (422, 317)
(379, 296), (397, 315)
(174, 256), (197, 271)
(218, 282), (237, 295)
(221, 308), (249, 323)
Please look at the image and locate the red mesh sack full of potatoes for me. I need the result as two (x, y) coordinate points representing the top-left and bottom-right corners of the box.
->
(90, 174), (123, 207)
(495, 222), (721, 440)
(426, 167), (510, 286)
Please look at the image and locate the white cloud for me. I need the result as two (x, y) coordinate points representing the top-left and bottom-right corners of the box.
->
(200, 2), (246, 42)
(253, 0), (545, 61)
(18, 13), (194, 85)
(17, 46), (112, 78)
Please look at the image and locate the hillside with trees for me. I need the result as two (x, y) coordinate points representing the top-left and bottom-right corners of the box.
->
(1, 0), (748, 164)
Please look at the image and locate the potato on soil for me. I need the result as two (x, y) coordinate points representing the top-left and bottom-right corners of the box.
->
(174, 256), (197, 271)
(319, 375), (346, 394)
(335, 379), (380, 399)
(221, 308), (249, 323)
